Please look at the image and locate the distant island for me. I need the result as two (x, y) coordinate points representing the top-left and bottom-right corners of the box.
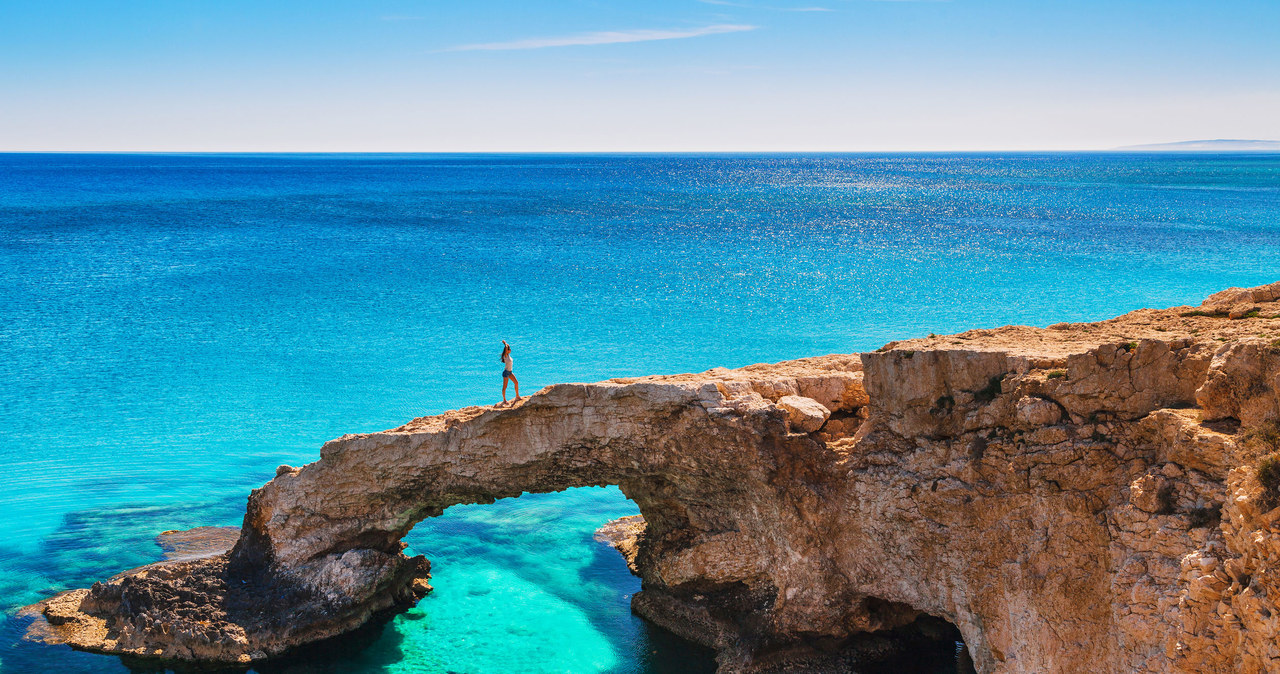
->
(1112, 139), (1280, 151)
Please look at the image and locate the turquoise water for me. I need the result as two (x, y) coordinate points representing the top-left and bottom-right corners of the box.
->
(1, 152), (1278, 672)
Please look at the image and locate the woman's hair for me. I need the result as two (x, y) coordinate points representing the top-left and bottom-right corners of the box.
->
(500, 343), (510, 362)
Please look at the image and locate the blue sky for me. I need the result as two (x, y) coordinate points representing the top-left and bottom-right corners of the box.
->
(1, 0), (1277, 151)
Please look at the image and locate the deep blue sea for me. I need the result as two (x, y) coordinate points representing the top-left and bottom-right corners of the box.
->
(1, 153), (1277, 673)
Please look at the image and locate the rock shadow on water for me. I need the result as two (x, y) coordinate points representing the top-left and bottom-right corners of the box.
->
(575, 536), (718, 674)
(614, 617), (719, 674)
(742, 615), (977, 674)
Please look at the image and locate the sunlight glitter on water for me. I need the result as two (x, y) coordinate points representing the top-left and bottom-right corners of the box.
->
(2, 152), (1277, 673)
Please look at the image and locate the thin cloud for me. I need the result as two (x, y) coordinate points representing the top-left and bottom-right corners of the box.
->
(699, 0), (833, 10)
(442, 24), (757, 52)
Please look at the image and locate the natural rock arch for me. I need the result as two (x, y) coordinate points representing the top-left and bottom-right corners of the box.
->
(227, 363), (881, 668)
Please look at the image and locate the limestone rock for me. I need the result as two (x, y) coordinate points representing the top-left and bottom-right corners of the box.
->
(1015, 396), (1062, 427)
(1202, 282), (1280, 310)
(27, 281), (1280, 674)
(156, 526), (240, 562)
(1196, 340), (1280, 426)
(1227, 304), (1260, 319)
(776, 395), (831, 432)
(1130, 474), (1173, 513)
(595, 515), (646, 573)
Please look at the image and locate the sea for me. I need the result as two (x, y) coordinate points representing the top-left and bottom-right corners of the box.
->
(0, 152), (1277, 673)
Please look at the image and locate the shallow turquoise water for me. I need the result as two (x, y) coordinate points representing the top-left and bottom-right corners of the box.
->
(1, 153), (1278, 672)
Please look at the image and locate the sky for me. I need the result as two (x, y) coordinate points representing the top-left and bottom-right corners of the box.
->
(1, 0), (1278, 151)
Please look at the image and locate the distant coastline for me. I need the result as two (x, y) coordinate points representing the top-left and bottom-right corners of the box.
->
(1111, 139), (1280, 152)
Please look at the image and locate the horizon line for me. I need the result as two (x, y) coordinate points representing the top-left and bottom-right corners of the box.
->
(5, 148), (1280, 155)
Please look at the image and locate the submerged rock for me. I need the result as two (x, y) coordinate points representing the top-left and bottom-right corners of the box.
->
(156, 526), (241, 562)
(25, 281), (1280, 673)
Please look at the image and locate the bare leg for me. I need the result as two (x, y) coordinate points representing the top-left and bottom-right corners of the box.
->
(502, 377), (509, 403)
(511, 374), (520, 400)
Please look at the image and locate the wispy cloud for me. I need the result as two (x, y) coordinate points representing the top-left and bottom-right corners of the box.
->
(441, 24), (758, 52)
(699, 0), (833, 10)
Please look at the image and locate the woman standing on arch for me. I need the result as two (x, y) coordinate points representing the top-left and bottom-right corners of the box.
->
(500, 339), (520, 404)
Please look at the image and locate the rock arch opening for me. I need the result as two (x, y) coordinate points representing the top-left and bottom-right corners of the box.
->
(400, 486), (721, 673)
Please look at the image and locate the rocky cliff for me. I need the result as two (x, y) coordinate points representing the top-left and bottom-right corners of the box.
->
(26, 282), (1280, 673)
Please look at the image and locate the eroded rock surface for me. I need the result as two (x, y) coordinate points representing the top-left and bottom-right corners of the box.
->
(26, 283), (1280, 673)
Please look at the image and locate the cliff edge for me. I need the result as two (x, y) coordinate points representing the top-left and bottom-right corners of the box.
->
(25, 282), (1280, 673)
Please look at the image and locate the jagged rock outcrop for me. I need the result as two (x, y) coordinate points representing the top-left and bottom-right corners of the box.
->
(26, 282), (1280, 673)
